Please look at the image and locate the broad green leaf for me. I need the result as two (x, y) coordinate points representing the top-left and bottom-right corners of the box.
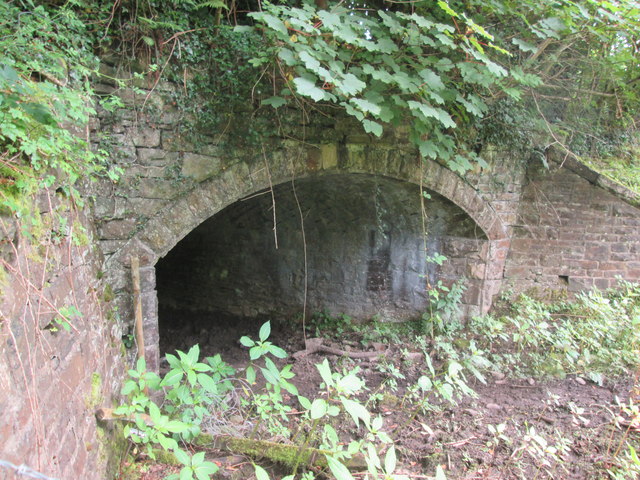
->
(148, 401), (161, 424)
(435, 465), (448, 480)
(166, 353), (181, 368)
(293, 76), (326, 101)
(260, 366), (279, 385)
(187, 369), (197, 386)
(351, 98), (381, 116)
(318, 11), (341, 29)
(249, 346), (262, 361)
(239, 336), (254, 347)
(384, 445), (397, 474)
(165, 420), (189, 433)
(407, 13), (435, 29)
(179, 466), (192, 480)
(418, 375), (433, 391)
(363, 119), (383, 137)
(268, 345), (288, 358)
(158, 434), (179, 451)
(298, 395), (311, 410)
(316, 359), (334, 387)
(367, 443), (381, 469)
(174, 448), (191, 466)
(136, 356), (146, 374)
(310, 398), (328, 419)
(193, 362), (212, 372)
(262, 14), (288, 35)
(161, 368), (184, 387)
(281, 380), (299, 396)
(512, 38), (537, 53)
(326, 456), (355, 480)
(437, 1), (459, 18)
(121, 381), (137, 396)
(419, 140), (438, 159)
(378, 11), (402, 32)
(261, 96), (287, 108)
(254, 465), (270, 480)
(299, 50), (321, 72)
(341, 397), (370, 427)
(336, 372), (364, 394)
(419, 69), (445, 90)
(187, 344), (200, 365)
(376, 37), (398, 54)
(259, 321), (271, 342)
(338, 74), (366, 96)
(246, 365), (256, 384)
(278, 48), (296, 66)
(324, 424), (339, 446)
(327, 405), (340, 416)
(197, 373), (218, 393)
(191, 452), (205, 466)
(194, 461), (218, 480)
(408, 101), (455, 128)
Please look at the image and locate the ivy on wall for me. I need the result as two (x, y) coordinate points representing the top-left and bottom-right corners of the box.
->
(0, 1), (120, 219)
(1, 0), (639, 218)
(245, 0), (640, 171)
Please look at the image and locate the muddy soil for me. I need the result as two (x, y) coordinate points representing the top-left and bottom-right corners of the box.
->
(123, 312), (640, 480)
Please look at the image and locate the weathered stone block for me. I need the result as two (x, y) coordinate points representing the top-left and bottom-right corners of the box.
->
(98, 218), (137, 240)
(181, 153), (221, 182)
(321, 143), (338, 170)
(136, 146), (174, 165)
(128, 127), (161, 148)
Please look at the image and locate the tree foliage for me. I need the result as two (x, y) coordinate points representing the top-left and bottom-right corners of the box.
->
(1, 0), (639, 212)
(0, 1), (116, 217)
(246, 0), (640, 168)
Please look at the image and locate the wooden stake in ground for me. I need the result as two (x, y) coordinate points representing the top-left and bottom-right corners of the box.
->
(131, 256), (146, 364)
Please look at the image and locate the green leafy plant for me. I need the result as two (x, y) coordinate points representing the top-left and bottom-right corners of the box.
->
(468, 282), (640, 379)
(115, 347), (236, 479)
(245, 1), (516, 172)
(0, 2), (118, 219)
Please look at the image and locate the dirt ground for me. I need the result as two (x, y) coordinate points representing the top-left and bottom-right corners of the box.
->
(121, 312), (640, 480)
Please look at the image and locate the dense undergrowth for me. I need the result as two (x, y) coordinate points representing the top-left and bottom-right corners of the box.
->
(116, 282), (640, 480)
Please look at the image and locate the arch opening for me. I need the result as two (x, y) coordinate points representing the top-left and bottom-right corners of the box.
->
(155, 174), (488, 357)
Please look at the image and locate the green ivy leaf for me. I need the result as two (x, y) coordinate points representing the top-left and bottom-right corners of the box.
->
(293, 76), (326, 101)
(261, 13), (288, 35)
(261, 96), (287, 108)
(338, 73), (366, 96)
(363, 119), (383, 137)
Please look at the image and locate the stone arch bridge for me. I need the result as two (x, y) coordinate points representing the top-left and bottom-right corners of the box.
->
(91, 108), (640, 372)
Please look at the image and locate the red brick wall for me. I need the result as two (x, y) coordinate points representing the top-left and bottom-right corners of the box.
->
(505, 160), (640, 293)
(0, 197), (124, 480)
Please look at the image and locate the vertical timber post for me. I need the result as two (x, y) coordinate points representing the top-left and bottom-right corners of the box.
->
(131, 256), (146, 365)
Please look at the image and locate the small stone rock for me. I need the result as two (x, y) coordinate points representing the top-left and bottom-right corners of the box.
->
(486, 403), (502, 411)
(528, 378), (535, 385)
(575, 376), (586, 385)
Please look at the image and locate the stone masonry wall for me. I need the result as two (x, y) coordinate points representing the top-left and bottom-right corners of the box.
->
(0, 195), (124, 480)
(155, 174), (488, 325)
(89, 78), (512, 371)
(89, 76), (639, 373)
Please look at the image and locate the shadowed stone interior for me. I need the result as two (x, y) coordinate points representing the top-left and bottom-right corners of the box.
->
(156, 174), (486, 337)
